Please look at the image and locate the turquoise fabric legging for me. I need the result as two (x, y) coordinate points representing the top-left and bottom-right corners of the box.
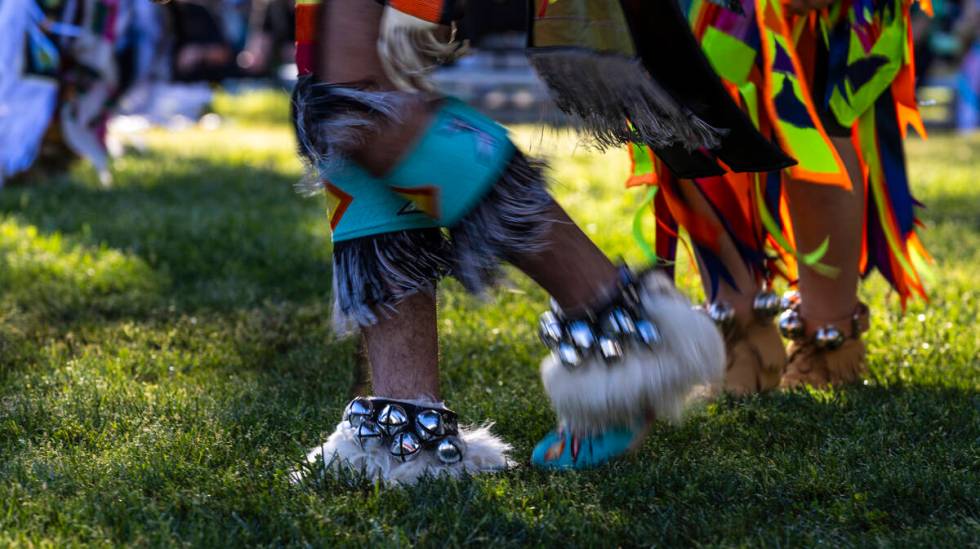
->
(325, 98), (516, 242)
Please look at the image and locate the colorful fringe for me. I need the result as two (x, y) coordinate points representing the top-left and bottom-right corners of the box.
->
(629, 0), (931, 305)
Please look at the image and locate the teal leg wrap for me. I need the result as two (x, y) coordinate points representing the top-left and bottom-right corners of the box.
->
(321, 97), (553, 333)
(383, 98), (516, 227)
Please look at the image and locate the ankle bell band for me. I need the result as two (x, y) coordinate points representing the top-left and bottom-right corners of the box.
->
(342, 397), (465, 464)
(538, 266), (663, 368)
(778, 295), (870, 350)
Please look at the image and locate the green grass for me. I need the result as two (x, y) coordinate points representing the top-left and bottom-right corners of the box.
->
(0, 91), (977, 547)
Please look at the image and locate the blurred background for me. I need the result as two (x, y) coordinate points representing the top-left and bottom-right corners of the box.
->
(2, 0), (979, 184)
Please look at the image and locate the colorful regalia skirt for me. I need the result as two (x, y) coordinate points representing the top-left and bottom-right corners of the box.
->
(628, 0), (932, 305)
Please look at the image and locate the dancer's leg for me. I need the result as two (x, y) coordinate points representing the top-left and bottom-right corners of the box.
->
(675, 182), (785, 395)
(507, 203), (619, 312)
(303, 0), (721, 476)
(780, 135), (869, 388)
(674, 182), (759, 317)
(785, 135), (864, 338)
(362, 292), (440, 400)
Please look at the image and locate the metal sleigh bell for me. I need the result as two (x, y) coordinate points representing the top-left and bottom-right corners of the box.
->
(602, 307), (637, 337)
(343, 397), (373, 428)
(414, 409), (445, 442)
(778, 309), (805, 340)
(752, 291), (781, 319)
(377, 404), (409, 436)
(389, 431), (422, 462)
(814, 325), (845, 350)
(538, 311), (564, 348)
(567, 320), (597, 352)
(436, 436), (466, 465)
(708, 301), (735, 328)
(781, 290), (801, 312)
(355, 420), (384, 449)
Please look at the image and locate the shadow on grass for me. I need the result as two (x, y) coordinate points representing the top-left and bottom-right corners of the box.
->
(0, 151), (332, 322)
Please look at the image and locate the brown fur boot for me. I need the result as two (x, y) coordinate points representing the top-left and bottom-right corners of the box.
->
(779, 303), (870, 389)
(724, 320), (787, 395)
(780, 338), (867, 389)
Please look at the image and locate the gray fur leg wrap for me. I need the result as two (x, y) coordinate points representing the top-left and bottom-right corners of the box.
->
(331, 229), (452, 337)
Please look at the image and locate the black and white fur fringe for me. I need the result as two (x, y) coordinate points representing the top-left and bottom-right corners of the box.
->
(291, 76), (408, 195)
(332, 229), (453, 336)
(449, 151), (553, 294)
(330, 152), (553, 336)
(528, 49), (722, 151)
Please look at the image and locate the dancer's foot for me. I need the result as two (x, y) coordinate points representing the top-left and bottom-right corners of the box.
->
(300, 397), (512, 484)
(779, 301), (870, 389)
(708, 294), (787, 395)
(533, 267), (724, 470)
(781, 338), (867, 389)
(531, 423), (647, 470)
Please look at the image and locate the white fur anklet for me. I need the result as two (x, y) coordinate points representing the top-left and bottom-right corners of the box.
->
(540, 269), (724, 435)
(296, 398), (512, 485)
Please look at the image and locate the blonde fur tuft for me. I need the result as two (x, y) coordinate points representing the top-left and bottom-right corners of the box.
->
(377, 6), (467, 92)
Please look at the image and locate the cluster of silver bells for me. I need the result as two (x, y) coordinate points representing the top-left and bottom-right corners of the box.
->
(539, 286), (661, 368)
(707, 290), (845, 350)
(705, 290), (783, 330)
(343, 397), (466, 464)
(777, 292), (846, 349)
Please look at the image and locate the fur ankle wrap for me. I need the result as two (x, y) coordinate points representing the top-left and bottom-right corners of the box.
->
(540, 271), (724, 435)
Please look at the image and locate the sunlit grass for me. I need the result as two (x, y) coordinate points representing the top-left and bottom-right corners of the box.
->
(0, 92), (976, 546)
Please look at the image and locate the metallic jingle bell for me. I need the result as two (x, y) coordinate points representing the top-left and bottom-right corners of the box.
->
(436, 436), (466, 465)
(598, 335), (623, 361)
(389, 431), (422, 462)
(635, 319), (661, 347)
(778, 310), (805, 340)
(708, 302), (735, 328)
(602, 307), (637, 337)
(343, 397), (373, 428)
(415, 409), (445, 442)
(355, 420), (384, 449)
(377, 404), (409, 436)
(556, 341), (582, 368)
(567, 320), (597, 352)
(752, 291), (782, 319)
(814, 325), (845, 350)
(539, 311), (564, 348)
(781, 290), (801, 312)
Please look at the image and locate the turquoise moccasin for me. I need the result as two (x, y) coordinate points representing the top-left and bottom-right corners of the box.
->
(531, 426), (640, 470)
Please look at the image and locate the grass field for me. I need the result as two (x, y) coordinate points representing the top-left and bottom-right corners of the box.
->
(0, 91), (977, 546)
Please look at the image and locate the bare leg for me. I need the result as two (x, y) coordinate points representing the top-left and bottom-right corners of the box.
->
(361, 292), (440, 400)
(507, 203), (619, 313)
(786, 136), (865, 336)
(348, 336), (372, 397)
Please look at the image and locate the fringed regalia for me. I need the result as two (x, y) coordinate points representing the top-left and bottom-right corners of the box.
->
(527, 0), (795, 178)
(628, 0), (932, 306)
